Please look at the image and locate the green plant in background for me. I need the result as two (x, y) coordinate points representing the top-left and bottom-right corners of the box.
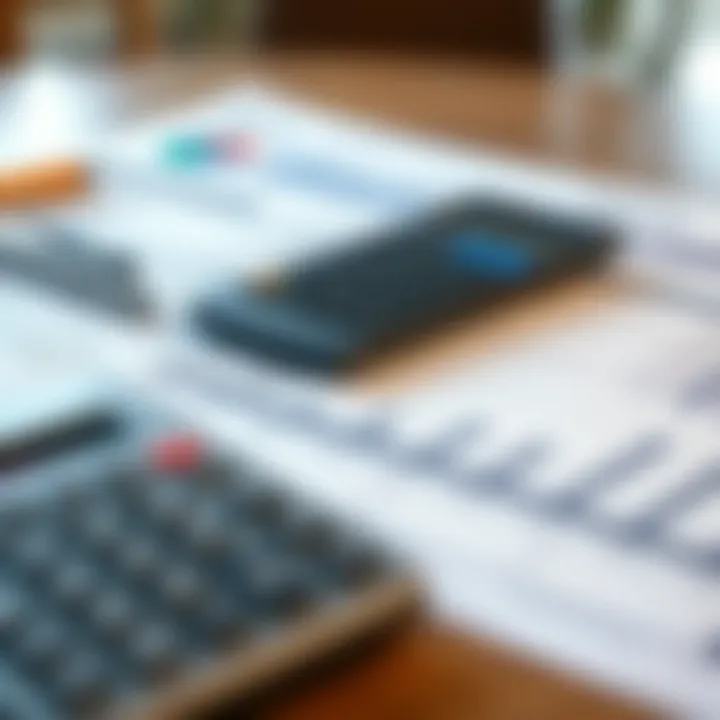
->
(577, 0), (695, 86)
(164, 0), (261, 51)
(581, 0), (625, 53)
(211, 0), (261, 48)
(641, 2), (695, 85)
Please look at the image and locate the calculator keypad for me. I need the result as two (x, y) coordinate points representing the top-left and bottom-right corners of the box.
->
(0, 453), (393, 719)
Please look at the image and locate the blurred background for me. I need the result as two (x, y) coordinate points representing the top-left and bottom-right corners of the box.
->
(4, 0), (714, 69)
(1, 0), (719, 192)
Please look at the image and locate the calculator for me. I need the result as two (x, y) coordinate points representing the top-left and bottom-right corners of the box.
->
(0, 221), (152, 322)
(190, 197), (616, 375)
(0, 382), (418, 719)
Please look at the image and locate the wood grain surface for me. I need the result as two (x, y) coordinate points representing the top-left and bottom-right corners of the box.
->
(4, 49), (712, 209)
(262, 624), (657, 720)
(0, 0), (26, 62)
(265, 0), (544, 62)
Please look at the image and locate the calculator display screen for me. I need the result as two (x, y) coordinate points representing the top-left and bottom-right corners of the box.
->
(0, 406), (121, 473)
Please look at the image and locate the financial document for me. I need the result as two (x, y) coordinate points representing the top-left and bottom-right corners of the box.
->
(157, 297), (720, 719)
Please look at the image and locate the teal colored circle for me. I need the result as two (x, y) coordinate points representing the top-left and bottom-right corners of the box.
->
(162, 135), (214, 170)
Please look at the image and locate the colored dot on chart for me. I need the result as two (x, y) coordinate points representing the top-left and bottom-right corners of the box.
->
(213, 132), (259, 164)
(163, 132), (259, 170)
(163, 135), (214, 170)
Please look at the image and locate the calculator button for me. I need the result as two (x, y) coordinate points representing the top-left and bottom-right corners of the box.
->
(120, 540), (163, 582)
(81, 507), (127, 552)
(237, 484), (290, 526)
(187, 517), (232, 557)
(17, 621), (67, 674)
(52, 563), (98, 608)
(151, 435), (204, 474)
(54, 654), (109, 717)
(130, 624), (181, 683)
(284, 513), (338, 555)
(91, 593), (136, 639)
(143, 482), (194, 524)
(196, 598), (251, 650)
(0, 591), (24, 642)
(161, 567), (204, 612)
(16, 530), (58, 581)
(249, 562), (317, 619)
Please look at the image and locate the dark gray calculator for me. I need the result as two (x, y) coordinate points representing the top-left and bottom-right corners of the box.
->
(191, 197), (615, 375)
(0, 383), (418, 719)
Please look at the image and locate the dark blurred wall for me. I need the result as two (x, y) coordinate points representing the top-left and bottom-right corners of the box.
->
(0, 0), (25, 62)
(267, 0), (544, 63)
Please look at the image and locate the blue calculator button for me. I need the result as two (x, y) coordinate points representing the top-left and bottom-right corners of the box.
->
(449, 232), (536, 282)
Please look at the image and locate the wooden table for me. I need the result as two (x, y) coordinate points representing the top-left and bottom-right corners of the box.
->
(257, 624), (656, 720)
(1, 52), (692, 718)
(5, 49), (720, 206)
